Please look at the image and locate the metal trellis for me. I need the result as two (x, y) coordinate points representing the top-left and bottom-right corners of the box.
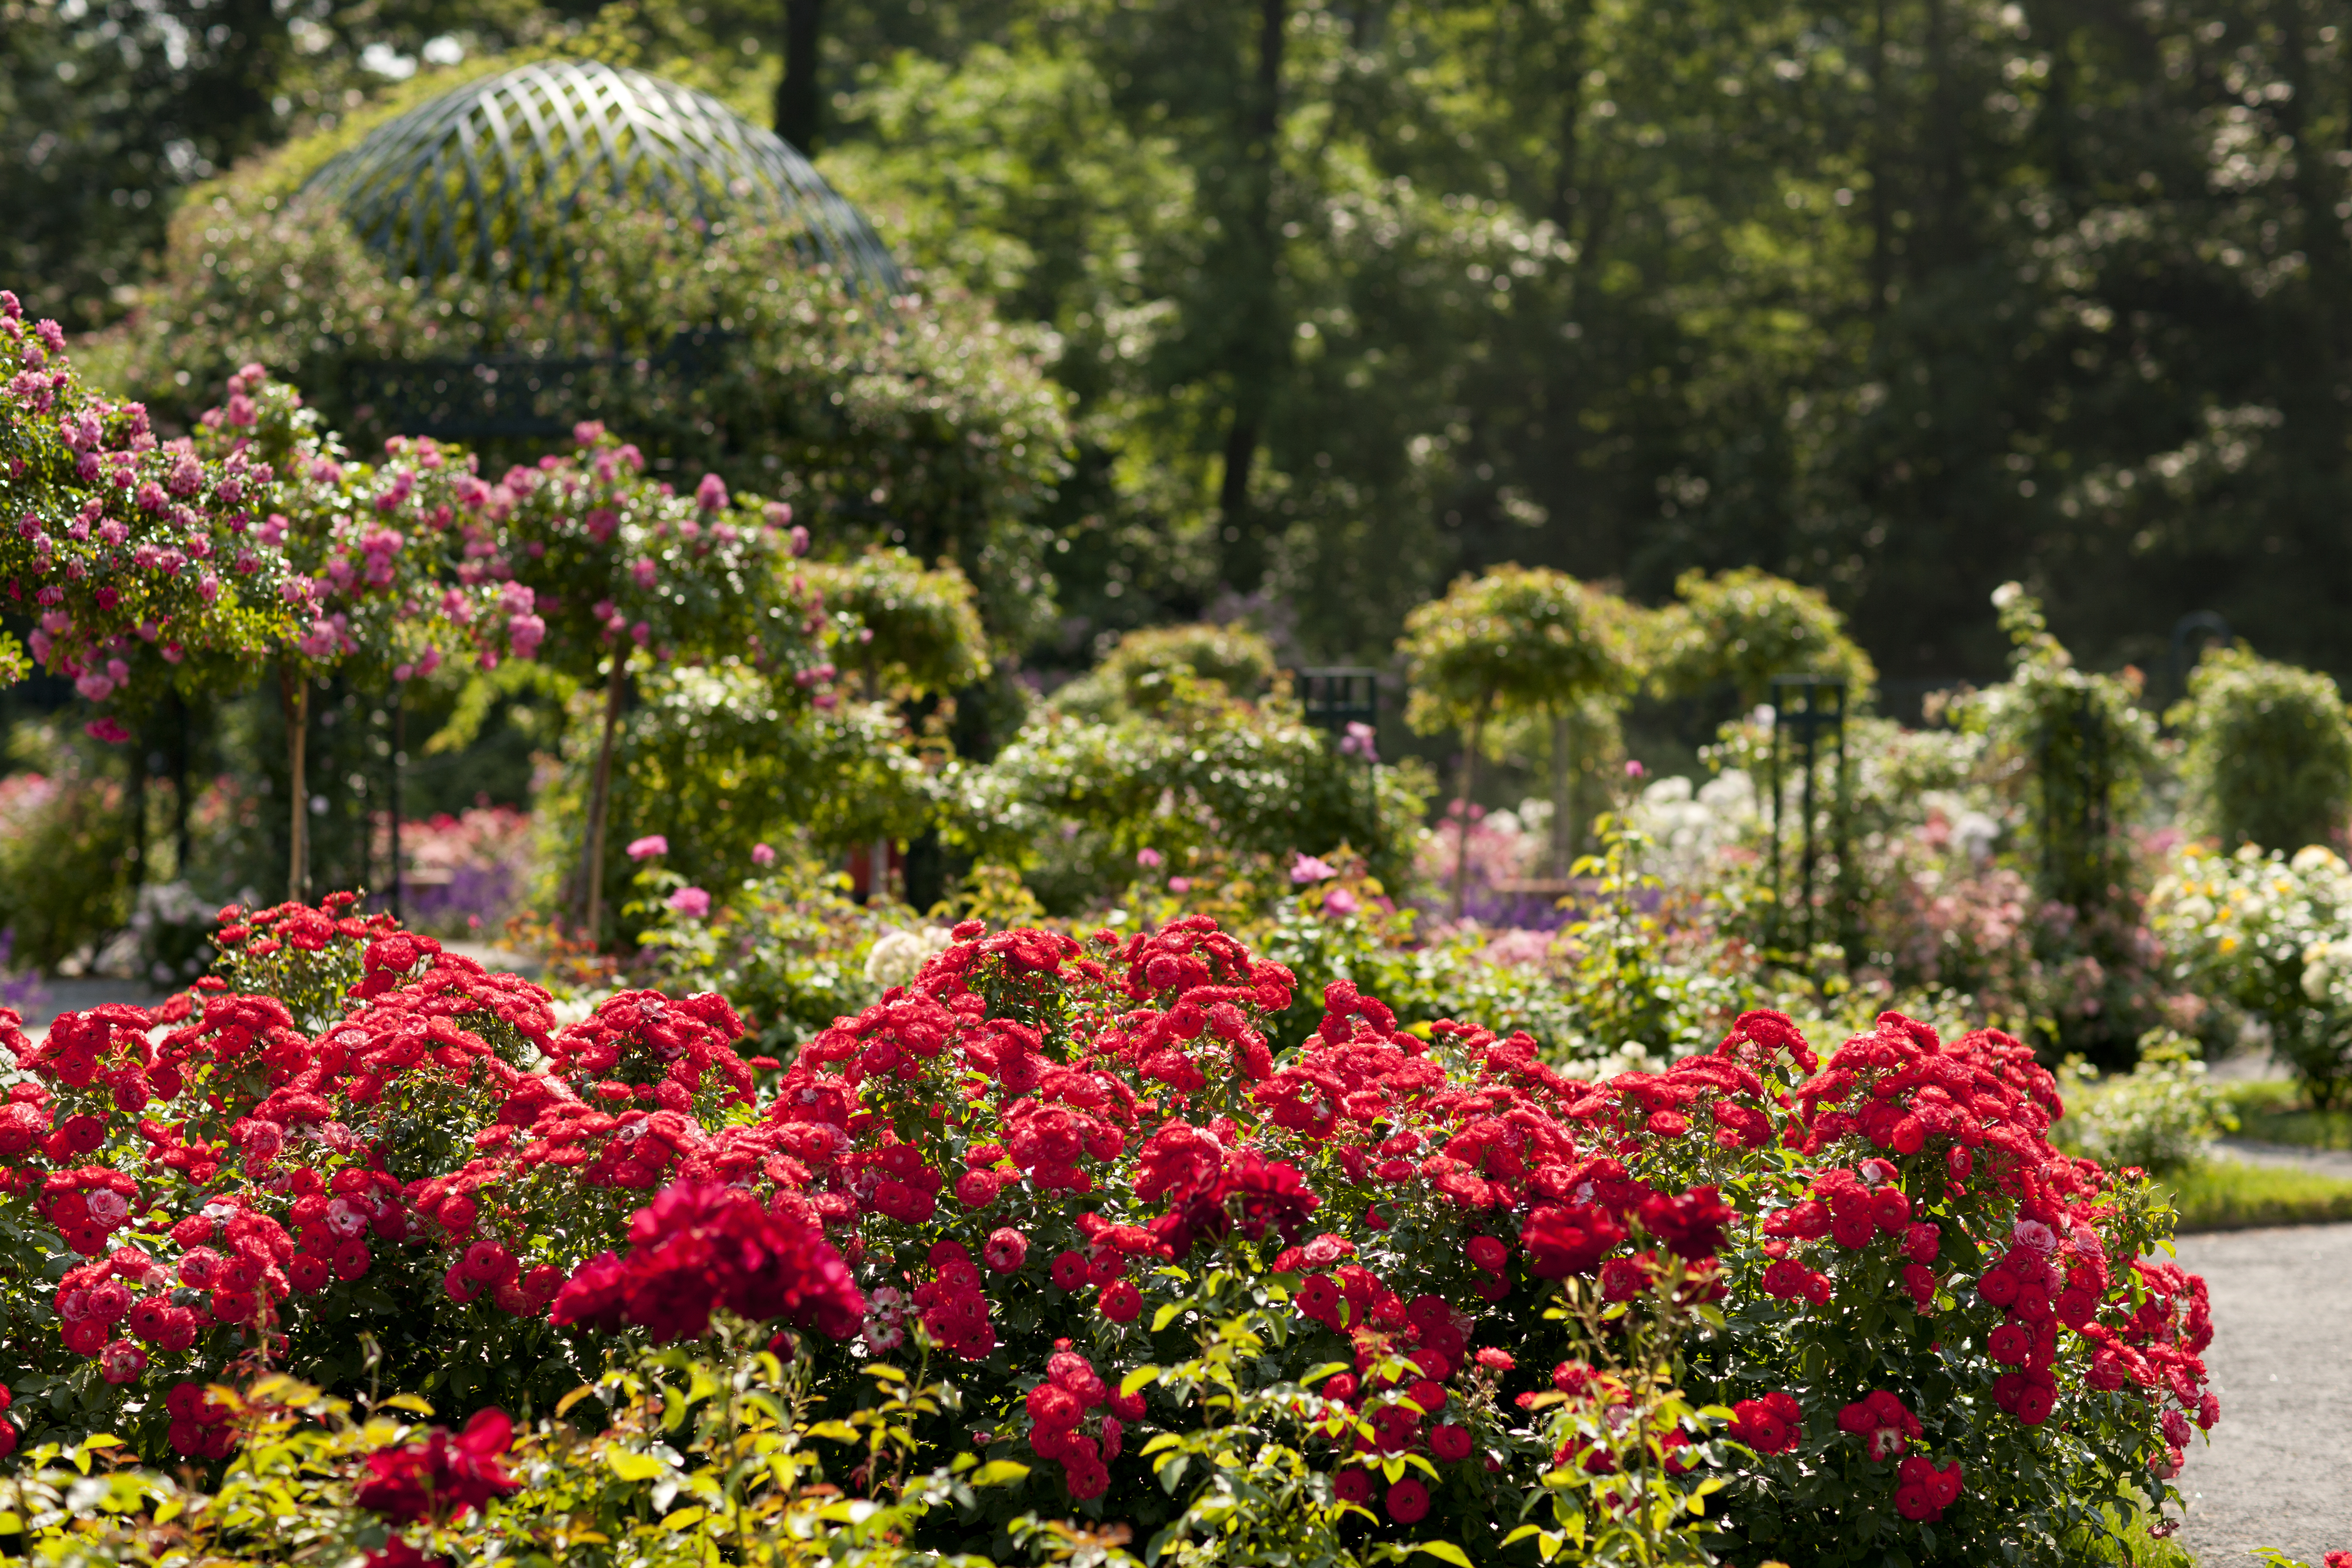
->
(1767, 676), (1849, 954)
(1298, 668), (1382, 735)
(302, 59), (903, 301)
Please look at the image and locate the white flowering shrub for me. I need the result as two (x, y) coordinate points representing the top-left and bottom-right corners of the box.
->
(863, 926), (954, 987)
(2149, 843), (2352, 1105)
(1627, 771), (1760, 887)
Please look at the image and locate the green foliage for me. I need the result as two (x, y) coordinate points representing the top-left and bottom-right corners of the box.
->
(587, 661), (937, 926)
(629, 849), (896, 1057)
(1954, 585), (2160, 912)
(2054, 1033), (2238, 1177)
(804, 549), (993, 701)
(2170, 645), (2352, 854)
(1399, 567), (1643, 737)
(941, 686), (1430, 910)
(0, 1343), (999, 1568)
(0, 724), (134, 972)
(1052, 624), (1278, 721)
(1647, 567), (1877, 711)
(1246, 820), (1772, 1073)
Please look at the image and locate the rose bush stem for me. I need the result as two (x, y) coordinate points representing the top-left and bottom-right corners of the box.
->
(580, 664), (627, 946)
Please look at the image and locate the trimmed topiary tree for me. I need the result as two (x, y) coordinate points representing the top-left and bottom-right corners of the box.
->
(1398, 566), (1643, 909)
(2170, 644), (2352, 854)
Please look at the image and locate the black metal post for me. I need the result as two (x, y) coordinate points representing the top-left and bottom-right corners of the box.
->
(1769, 676), (1849, 957)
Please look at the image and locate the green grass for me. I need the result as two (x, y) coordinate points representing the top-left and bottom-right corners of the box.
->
(2219, 1078), (2352, 1150)
(2159, 1157), (2352, 1232)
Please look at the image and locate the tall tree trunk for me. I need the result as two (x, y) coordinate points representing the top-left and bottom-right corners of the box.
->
(1450, 709), (1483, 919)
(389, 695), (405, 924)
(776, 0), (825, 151)
(170, 690), (191, 878)
(1218, 0), (1288, 591)
(282, 668), (310, 902)
(127, 728), (147, 896)
(580, 668), (627, 948)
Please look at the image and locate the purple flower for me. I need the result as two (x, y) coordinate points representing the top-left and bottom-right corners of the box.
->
(627, 835), (669, 861)
(668, 886), (711, 918)
(695, 473), (729, 513)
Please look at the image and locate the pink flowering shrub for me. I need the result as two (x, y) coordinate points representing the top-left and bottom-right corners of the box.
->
(0, 901), (2208, 1564)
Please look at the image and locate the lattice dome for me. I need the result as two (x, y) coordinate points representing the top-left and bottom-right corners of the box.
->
(302, 58), (900, 298)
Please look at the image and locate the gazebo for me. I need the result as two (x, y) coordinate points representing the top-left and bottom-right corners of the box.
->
(299, 58), (900, 438)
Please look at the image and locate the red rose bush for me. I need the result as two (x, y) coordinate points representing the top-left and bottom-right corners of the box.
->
(0, 904), (2210, 1563)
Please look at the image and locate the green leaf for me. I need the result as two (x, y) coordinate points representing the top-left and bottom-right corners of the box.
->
(970, 1460), (1032, 1487)
(1151, 1302), (1184, 1333)
(1414, 1543), (1475, 1568)
(1121, 1364), (1161, 1397)
(382, 1395), (436, 1416)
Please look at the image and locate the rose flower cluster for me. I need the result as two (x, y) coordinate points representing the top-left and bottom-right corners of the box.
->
(0, 905), (2210, 1558)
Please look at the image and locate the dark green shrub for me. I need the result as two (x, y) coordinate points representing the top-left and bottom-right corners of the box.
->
(2171, 645), (2352, 853)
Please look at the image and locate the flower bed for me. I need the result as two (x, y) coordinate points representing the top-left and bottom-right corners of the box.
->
(0, 898), (2213, 1564)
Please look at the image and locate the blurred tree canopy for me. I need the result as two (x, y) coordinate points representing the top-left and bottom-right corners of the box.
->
(15, 0), (2352, 688)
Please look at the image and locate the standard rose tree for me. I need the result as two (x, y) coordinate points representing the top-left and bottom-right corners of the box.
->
(461, 425), (827, 941)
(1398, 565), (1645, 905)
(189, 370), (528, 899)
(0, 293), (298, 732)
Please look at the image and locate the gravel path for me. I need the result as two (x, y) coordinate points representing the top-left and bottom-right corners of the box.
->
(2174, 1222), (2352, 1566)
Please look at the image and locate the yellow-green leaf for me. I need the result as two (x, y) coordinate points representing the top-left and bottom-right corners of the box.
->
(382, 1395), (436, 1416)
(1120, 1365), (1161, 1398)
(970, 1460), (1031, 1487)
(1151, 1302), (1183, 1333)
(659, 1506), (707, 1529)
(1415, 1543), (1475, 1568)
(556, 1385), (600, 1420)
(606, 1448), (668, 1482)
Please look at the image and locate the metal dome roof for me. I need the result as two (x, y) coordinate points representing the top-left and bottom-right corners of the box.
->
(302, 58), (901, 298)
